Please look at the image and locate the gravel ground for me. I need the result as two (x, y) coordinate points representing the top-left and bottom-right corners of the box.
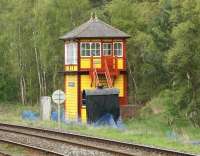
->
(0, 126), (192, 156)
(0, 130), (112, 156)
(0, 126), (142, 155)
(0, 125), (183, 156)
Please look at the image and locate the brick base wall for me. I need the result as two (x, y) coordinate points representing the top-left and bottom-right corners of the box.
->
(120, 105), (141, 119)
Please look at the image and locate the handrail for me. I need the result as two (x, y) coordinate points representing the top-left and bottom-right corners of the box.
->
(104, 59), (113, 88)
(90, 56), (118, 88)
(93, 68), (100, 87)
(90, 56), (100, 87)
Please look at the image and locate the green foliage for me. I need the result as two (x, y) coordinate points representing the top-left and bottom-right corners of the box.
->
(0, 0), (91, 103)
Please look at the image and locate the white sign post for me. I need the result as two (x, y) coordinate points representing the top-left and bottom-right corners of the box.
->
(52, 90), (65, 129)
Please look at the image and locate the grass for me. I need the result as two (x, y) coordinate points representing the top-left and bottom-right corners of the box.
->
(0, 142), (27, 156)
(0, 103), (199, 154)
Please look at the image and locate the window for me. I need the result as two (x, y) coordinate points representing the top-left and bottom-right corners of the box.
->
(91, 43), (100, 56)
(114, 42), (123, 57)
(65, 42), (77, 65)
(81, 42), (100, 57)
(103, 43), (112, 56)
(81, 43), (90, 56)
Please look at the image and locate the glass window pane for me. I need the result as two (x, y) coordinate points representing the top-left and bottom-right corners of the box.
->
(103, 43), (112, 55)
(91, 43), (100, 56)
(86, 43), (90, 50)
(91, 43), (95, 49)
(119, 49), (122, 56)
(81, 43), (90, 56)
(91, 50), (95, 56)
(96, 43), (100, 50)
(114, 43), (118, 49)
(114, 49), (117, 56)
(81, 43), (85, 49)
(96, 50), (100, 56)
(86, 49), (90, 56)
(108, 44), (112, 49)
(114, 42), (122, 56)
(118, 43), (122, 49)
(81, 42), (101, 56)
(65, 42), (77, 64)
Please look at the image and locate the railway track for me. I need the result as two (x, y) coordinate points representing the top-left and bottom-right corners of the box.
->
(0, 139), (63, 156)
(0, 151), (11, 156)
(0, 122), (198, 156)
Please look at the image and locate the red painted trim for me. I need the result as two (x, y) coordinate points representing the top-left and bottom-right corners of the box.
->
(80, 56), (101, 58)
(123, 39), (126, 70)
(124, 74), (128, 105)
(117, 74), (128, 106)
(77, 40), (81, 120)
(123, 39), (128, 105)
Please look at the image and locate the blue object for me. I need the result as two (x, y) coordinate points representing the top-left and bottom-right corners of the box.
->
(22, 111), (39, 121)
(94, 113), (124, 128)
(166, 131), (178, 140)
(190, 141), (200, 145)
(116, 117), (126, 129)
(51, 111), (65, 122)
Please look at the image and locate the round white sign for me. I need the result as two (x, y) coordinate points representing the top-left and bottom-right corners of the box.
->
(52, 90), (65, 104)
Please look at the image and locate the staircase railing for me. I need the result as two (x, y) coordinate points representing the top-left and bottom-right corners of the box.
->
(104, 59), (113, 88)
(93, 68), (100, 87)
(90, 56), (100, 87)
(90, 56), (118, 88)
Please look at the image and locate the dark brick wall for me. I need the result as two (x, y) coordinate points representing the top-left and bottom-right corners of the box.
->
(120, 105), (141, 119)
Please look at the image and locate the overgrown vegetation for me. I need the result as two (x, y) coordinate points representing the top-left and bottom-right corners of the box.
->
(0, 0), (200, 127)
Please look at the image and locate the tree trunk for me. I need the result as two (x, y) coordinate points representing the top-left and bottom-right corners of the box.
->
(127, 60), (137, 104)
(17, 24), (26, 105)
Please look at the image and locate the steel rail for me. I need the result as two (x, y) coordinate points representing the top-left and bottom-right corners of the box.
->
(0, 128), (135, 156)
(0, 122), (198, 156)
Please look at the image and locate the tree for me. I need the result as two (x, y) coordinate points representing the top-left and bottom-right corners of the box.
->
(167, 0), (200, 126)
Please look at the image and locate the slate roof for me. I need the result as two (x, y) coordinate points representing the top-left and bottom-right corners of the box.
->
(59, 17), (130, 40)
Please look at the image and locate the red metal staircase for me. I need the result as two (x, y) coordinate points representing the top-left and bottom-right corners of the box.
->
(90, 56), (118, 88)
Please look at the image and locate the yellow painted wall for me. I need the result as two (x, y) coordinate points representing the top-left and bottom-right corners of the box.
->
(80, 58), (101, 69)
(113, 74), (124, 97)
(81, 75), (94, 90)
(80, 57), (123, 70)
(65, 75), (78, 120)
(81, 107), (87, 123)
(80, 75), (94, 123)
(65, 65), (77, 71)
(117, 58), (123, 69)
